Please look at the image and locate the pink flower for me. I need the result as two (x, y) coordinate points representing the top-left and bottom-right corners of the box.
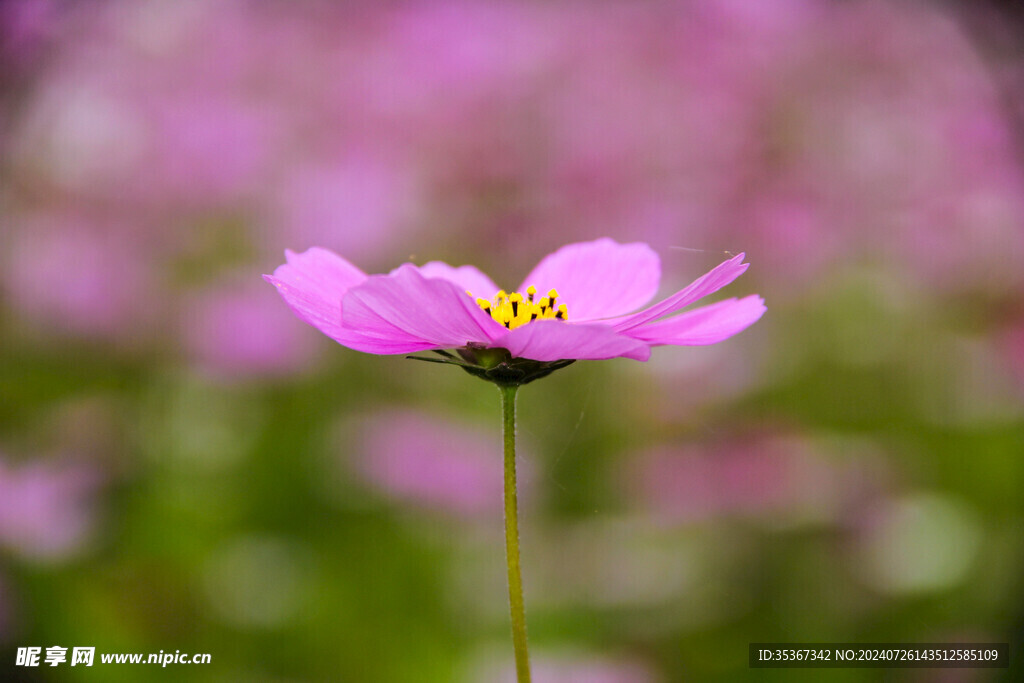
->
(0, 456), (100, 562)
(182, 277), (318, 379)
(265, 238), (764, 371)
(485, 653), (658, 683)
(350, 409), (533, 517)
(628, 436), (844, 524)
(3, 215), (152, 338)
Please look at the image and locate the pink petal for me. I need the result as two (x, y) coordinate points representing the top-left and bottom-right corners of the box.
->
(264, 248), (433, 354)
(342, 264), (506, 348)
(517, 238), (660, 321)
(495, 320), (651, 361)
(628, 295), (766, 346)
(610, 253), (749, 332)
(414, 261), (500, 298)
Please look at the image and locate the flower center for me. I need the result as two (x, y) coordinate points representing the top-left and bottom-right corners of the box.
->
(468, 285), (568, 329)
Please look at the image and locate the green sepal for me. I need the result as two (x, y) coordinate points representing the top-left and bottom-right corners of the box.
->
(406, 344), (574, 387)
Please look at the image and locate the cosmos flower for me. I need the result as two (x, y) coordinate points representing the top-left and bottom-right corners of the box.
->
(264, 238), (764, 377)
(265, 239), (762, 680)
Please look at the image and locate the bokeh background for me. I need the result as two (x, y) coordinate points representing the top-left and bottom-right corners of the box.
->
(2, 1), (1024, 681)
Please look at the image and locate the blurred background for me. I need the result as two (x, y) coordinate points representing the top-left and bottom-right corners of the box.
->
(2, 1), (1024, 681)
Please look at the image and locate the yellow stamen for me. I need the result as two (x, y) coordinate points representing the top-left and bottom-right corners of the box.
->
(467, 283), (569, 329)
(508, 293), (522, 318)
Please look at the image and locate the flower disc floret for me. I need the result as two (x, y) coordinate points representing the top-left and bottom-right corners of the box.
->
(472, 286), (567, 329)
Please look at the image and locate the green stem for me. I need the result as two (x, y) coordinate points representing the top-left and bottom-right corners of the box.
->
(500, 384), (531, 683)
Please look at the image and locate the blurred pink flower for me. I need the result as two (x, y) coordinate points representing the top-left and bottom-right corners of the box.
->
(182, 277), (318, 379)
(271, 157), (419, 263)
(2, 216), (152, 338)
(628, 435), (845, 524)
(729, 195), (840, 289)
(351, 410), (532, 517)
(0, 456), (100, 561)
(143, 96), (277, 207)
(484, 653), (658, 683)
(0, 0), (58, 67)
(266, 238), (764, 362)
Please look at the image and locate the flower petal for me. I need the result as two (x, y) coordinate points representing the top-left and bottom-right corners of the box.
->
(265, 249), (433, 354)
(415, 261), (501, 299)
(495, 320), (651, 362)
(610, 253), (749, 332)
(342, 264), (506, 348)
(517, 238), (660, 321)
(627, 295), (766, 346)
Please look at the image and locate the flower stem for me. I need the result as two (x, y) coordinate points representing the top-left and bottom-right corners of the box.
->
(499, 384), (531, 683)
